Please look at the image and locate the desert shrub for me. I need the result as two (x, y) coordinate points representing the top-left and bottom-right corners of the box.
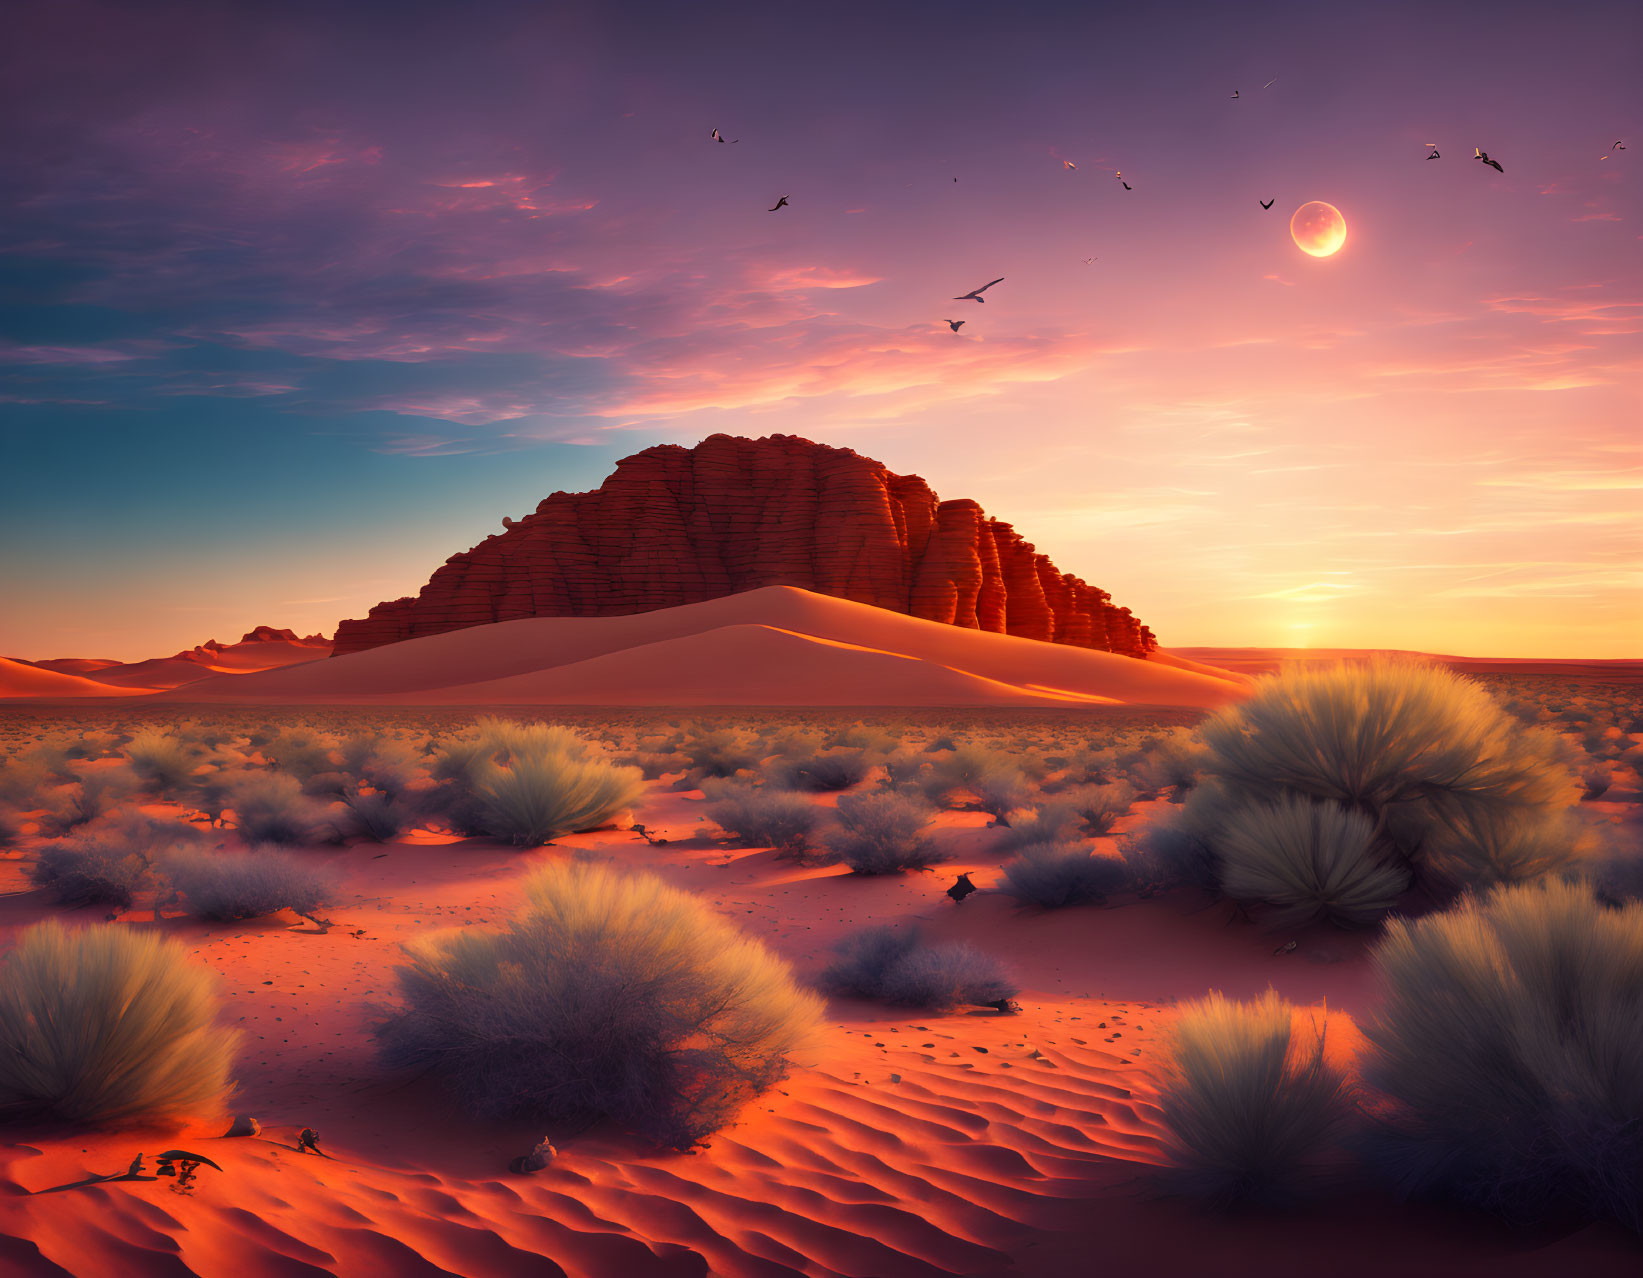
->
(123, 729), (198, 795)
(1128, 729), (1207, 798)
(1216, 795), (1412, 928)
(1157, 989), (1350, 1206)
(230, 772), (327, 845)
(1119, 788), (1225, 894)
(704, 782), (821, 854)
(428, 722), (640, 846)
(0, 757), (53, 808)
(163, 849), (337, 921)
(27, 813), (197, 907)
(339, 790), (421, 842)
(463, 753), (640, 846)
(30, 840), (152, 907)
(1062, 782), (1135, 834)
(920, 746), (1023, 808)
(1199, 662), (1577, 870)
(1360, 880), (1643, 1230)
(821, 926), (1018, 1010)
(0, 921), (238, 1125)
(1421, 808), (1597, 891)
(824, 791), (945, 873)
(301, 770), (357, 799)
(878, 749), (929, 788)
(376, 862), (821, 1148)
(35, 766), (138, 837)
(1001, 841), (1134, 908)
(262, 728), (336, 779)
(768, 748), (871, 792)
(678, 727), (764, 778)
(994, 802), (1083, 852)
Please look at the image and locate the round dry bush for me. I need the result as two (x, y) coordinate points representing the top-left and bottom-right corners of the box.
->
(1420, 807), (1597, 891)
(230, 772), (327, 845)
(1361, 879), (1643, 1230)
(1198, 662), (1579, 885)
(1001, 841), (1133, 908)
(1217, 795), (1411, 928)
(824, 791), (944, 874)
(821, 925), (1018, 1010)
(163, 848), (337, 921)
(768, 748), (871, 793)
(466, 752), (643, 846)
(704, 782), (820, 854)
(123, 729), (199, 795)
(0, 921), (238, 1126)
(1157, 988), (1350, 1206)
(376, 862), (823, 1148)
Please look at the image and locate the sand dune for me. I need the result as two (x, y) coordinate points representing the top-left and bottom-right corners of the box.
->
(171, 587), (1249, 708)
(0, 657), (144, 699)
(21, 657), (121, 676)
(87, 635), (333, 691)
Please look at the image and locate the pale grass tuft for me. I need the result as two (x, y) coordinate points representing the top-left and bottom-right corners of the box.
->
(1361, 879), (1643, 1230)
(0, 921), (238, 1126)
(1157, 988), (1350, 1205)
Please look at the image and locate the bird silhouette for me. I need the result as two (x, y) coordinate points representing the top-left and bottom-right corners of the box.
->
(1259, 198), (1274, 210)
(947, 873), (977, 903)
(953, 277), (1004, 303)
(711, 129), (738, 144)
(1475, 149), (1504, 173)
(1615, 140), (1626, 150)
(1115, 171), (1132, 190)
(1081, 257), (1097, 265)
(943, 319), (965, 332)
(1263, 76), (1278, 88)
(767, 195), (789, 211)
(1427, 147), (1441, 160)
(1063, 160), (1077, 170)
(1230, 89), (1240, 99)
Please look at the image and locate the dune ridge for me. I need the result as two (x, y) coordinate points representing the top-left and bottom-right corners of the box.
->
(166, 587), (1248, 708)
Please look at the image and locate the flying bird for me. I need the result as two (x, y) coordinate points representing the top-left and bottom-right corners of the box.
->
(953, 277), (1004, 303)
(1615, 140), (1627, 150)
(767, 195), (789, 211)
(1427, 147), (1441, 160)
(943, 319), (965, 332)
(1115, 171), (1132, 190)
(1259, 198), (1274, 210)
(1475, 149), (1504, 172)
(711, 129), (738, 144)
(1063, 159), (1077, 170)
(1230, 89), (1240, 99)
(1081, 257), (1097, 264)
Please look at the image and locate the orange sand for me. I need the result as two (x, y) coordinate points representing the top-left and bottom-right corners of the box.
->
(171, 588), (1251, 708)
(1, 785), (1637, 1276)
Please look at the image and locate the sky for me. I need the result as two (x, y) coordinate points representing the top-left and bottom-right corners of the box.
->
(1, 0), (1638, 661)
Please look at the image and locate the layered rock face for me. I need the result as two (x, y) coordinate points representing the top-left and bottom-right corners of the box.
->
(331, 434), (1157, 658)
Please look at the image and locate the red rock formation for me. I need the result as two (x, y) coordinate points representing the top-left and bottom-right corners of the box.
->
(331, 435), (1158, 658)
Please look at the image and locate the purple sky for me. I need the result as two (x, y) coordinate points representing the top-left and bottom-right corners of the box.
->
(2, 0), (1639, 660)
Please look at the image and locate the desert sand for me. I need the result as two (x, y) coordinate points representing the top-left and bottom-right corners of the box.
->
(2, 776), (1636, 1277)
(0, 658), (147, 700)
(164, 588), (1250, 709)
